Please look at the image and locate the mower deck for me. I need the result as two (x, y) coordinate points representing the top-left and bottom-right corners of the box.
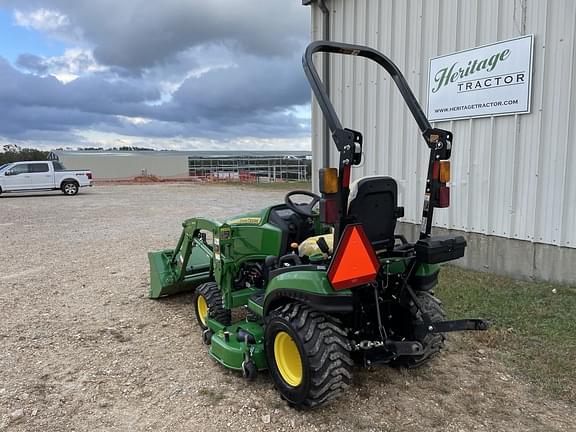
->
(205, 317), (266, 372)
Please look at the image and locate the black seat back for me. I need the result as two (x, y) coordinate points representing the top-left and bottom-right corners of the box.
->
(347, 176), (401, 251)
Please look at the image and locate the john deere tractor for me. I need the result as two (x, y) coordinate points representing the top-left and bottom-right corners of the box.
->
(148, 41), (488, 408)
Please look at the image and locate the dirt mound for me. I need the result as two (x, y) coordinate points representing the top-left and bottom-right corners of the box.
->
(133, 175), (161, 183)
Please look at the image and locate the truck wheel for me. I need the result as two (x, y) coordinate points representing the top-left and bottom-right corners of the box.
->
(389, 291), (447, 369)
(61, 181), (79, 196)
(192, 282), (231, 330)
(265, 303), (353, 408)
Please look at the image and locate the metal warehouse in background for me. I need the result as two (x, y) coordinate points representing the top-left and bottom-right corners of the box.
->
(304, 0), (576, 284)
(50, 150), (311, 182)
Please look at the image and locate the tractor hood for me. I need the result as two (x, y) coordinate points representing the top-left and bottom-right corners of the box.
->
(225, 208), (270, 226)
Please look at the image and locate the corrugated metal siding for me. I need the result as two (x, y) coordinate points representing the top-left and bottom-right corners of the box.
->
(59, 154), (189, 179)
(310, 0), (576, 248)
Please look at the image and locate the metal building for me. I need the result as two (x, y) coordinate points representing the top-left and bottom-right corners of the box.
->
(50, 150), (190, 180)
(51, 150), (311, 181)
(305, 0), (576, 284)
(188, 157), (311, 182)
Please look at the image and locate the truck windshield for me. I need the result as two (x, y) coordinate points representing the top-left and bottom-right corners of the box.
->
(0, 164), (8, 173)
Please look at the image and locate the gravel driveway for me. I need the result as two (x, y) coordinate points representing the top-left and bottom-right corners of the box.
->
(0, 184), (573, 431)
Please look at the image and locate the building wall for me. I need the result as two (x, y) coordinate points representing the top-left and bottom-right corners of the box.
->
(57, 153), (189, 179)
(309, 0), (576, 283)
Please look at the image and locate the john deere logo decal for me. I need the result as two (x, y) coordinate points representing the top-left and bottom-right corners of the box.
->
(228, 217), (261, 225)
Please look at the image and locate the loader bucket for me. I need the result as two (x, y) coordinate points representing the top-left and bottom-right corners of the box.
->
(148, 243), (213, 299)
(148, 249), (182, 298)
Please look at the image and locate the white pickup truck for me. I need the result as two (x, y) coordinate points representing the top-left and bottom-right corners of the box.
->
(0, 160), (92, 196)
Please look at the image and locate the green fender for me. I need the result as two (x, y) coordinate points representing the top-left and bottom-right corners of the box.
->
(263, 269), (353, 316)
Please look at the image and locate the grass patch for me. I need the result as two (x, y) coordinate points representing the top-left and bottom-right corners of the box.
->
(436, 265), (576, 404)
(198, 387), (226, 405)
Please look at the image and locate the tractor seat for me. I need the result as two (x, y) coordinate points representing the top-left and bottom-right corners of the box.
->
(299, 176), (402, 257)
(348, 176), (402, 251)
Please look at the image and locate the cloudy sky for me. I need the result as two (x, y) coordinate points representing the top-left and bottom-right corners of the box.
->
(0, 1), (312, 150)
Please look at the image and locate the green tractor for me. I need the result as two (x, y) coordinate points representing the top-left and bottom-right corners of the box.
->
(148, 41), (488, 408)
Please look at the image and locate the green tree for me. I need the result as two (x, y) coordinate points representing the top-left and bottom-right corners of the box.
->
(0, 145), (51, 165)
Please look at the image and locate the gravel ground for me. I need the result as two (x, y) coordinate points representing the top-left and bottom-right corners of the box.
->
(0, 184), (574, 432)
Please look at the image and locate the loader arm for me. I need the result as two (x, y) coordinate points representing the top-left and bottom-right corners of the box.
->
(148, 217), (219, 298)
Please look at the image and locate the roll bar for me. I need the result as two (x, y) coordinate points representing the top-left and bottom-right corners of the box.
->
(302, 41), (453, 240)
(303, 41), (432, 134)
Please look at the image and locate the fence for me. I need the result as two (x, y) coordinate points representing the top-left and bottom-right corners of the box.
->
(188, 157), (311, 182)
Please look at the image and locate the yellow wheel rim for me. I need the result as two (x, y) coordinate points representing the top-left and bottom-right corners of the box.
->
(197, 295), (208, 325)
(274, 331), (303, 387)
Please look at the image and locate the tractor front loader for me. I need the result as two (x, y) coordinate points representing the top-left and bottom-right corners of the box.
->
(148, 41), (489, 408)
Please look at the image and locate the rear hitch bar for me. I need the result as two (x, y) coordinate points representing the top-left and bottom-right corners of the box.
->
(416, 319), (490, 336)
(360, 341), (425, 366)
(401, 281), (490, 336)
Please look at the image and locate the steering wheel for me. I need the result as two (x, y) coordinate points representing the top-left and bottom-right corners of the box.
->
(285, 190), (321, 217)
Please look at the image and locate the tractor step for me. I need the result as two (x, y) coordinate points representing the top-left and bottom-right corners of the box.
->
(247, 290), (265, 317)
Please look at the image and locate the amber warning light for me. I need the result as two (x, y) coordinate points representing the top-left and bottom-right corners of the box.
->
(327, 224), (380, 290)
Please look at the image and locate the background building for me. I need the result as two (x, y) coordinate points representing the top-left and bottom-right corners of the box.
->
(189, 156), (310, 182)
(50, 150), (311, 182)
(305, 0), (575, 284)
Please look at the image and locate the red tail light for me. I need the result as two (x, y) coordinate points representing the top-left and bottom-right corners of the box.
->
(87, 172), (92, 180)
(327, 224), (380, 290)
(320, 197), (339, 224)
(438, 186), (450, 208)
(432, 161), (440, 180)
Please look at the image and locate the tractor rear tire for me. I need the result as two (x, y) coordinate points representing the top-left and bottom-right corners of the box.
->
(192, 282), (231, 330)
(390, 291), (447, 369)
(265, 303), (353, 408)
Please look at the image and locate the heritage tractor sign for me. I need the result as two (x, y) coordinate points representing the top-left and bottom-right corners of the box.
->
(427, 35), (533, 121)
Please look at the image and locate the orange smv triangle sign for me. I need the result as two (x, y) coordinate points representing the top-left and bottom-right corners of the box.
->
(327, 224), (380, 290)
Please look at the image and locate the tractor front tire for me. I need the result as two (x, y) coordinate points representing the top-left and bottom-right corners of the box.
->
(192, 282), (231, 330)
(390, 291), (447, 369)
(265, 303), (353, 408)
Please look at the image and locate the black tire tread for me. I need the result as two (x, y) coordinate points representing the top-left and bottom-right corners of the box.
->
(391, 291), (446, 369)
(271, 303), (353, 408)
(194, 282), (231, 327)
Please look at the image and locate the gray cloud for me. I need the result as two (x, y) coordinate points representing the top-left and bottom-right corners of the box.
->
(16, 53), (48, 74)
(163, 54), (309, 121)
(2, 0), (309, 71)
(0, 1), (311, 148)
(0, 54), (310, 142)
(0, 58), (159, 113)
